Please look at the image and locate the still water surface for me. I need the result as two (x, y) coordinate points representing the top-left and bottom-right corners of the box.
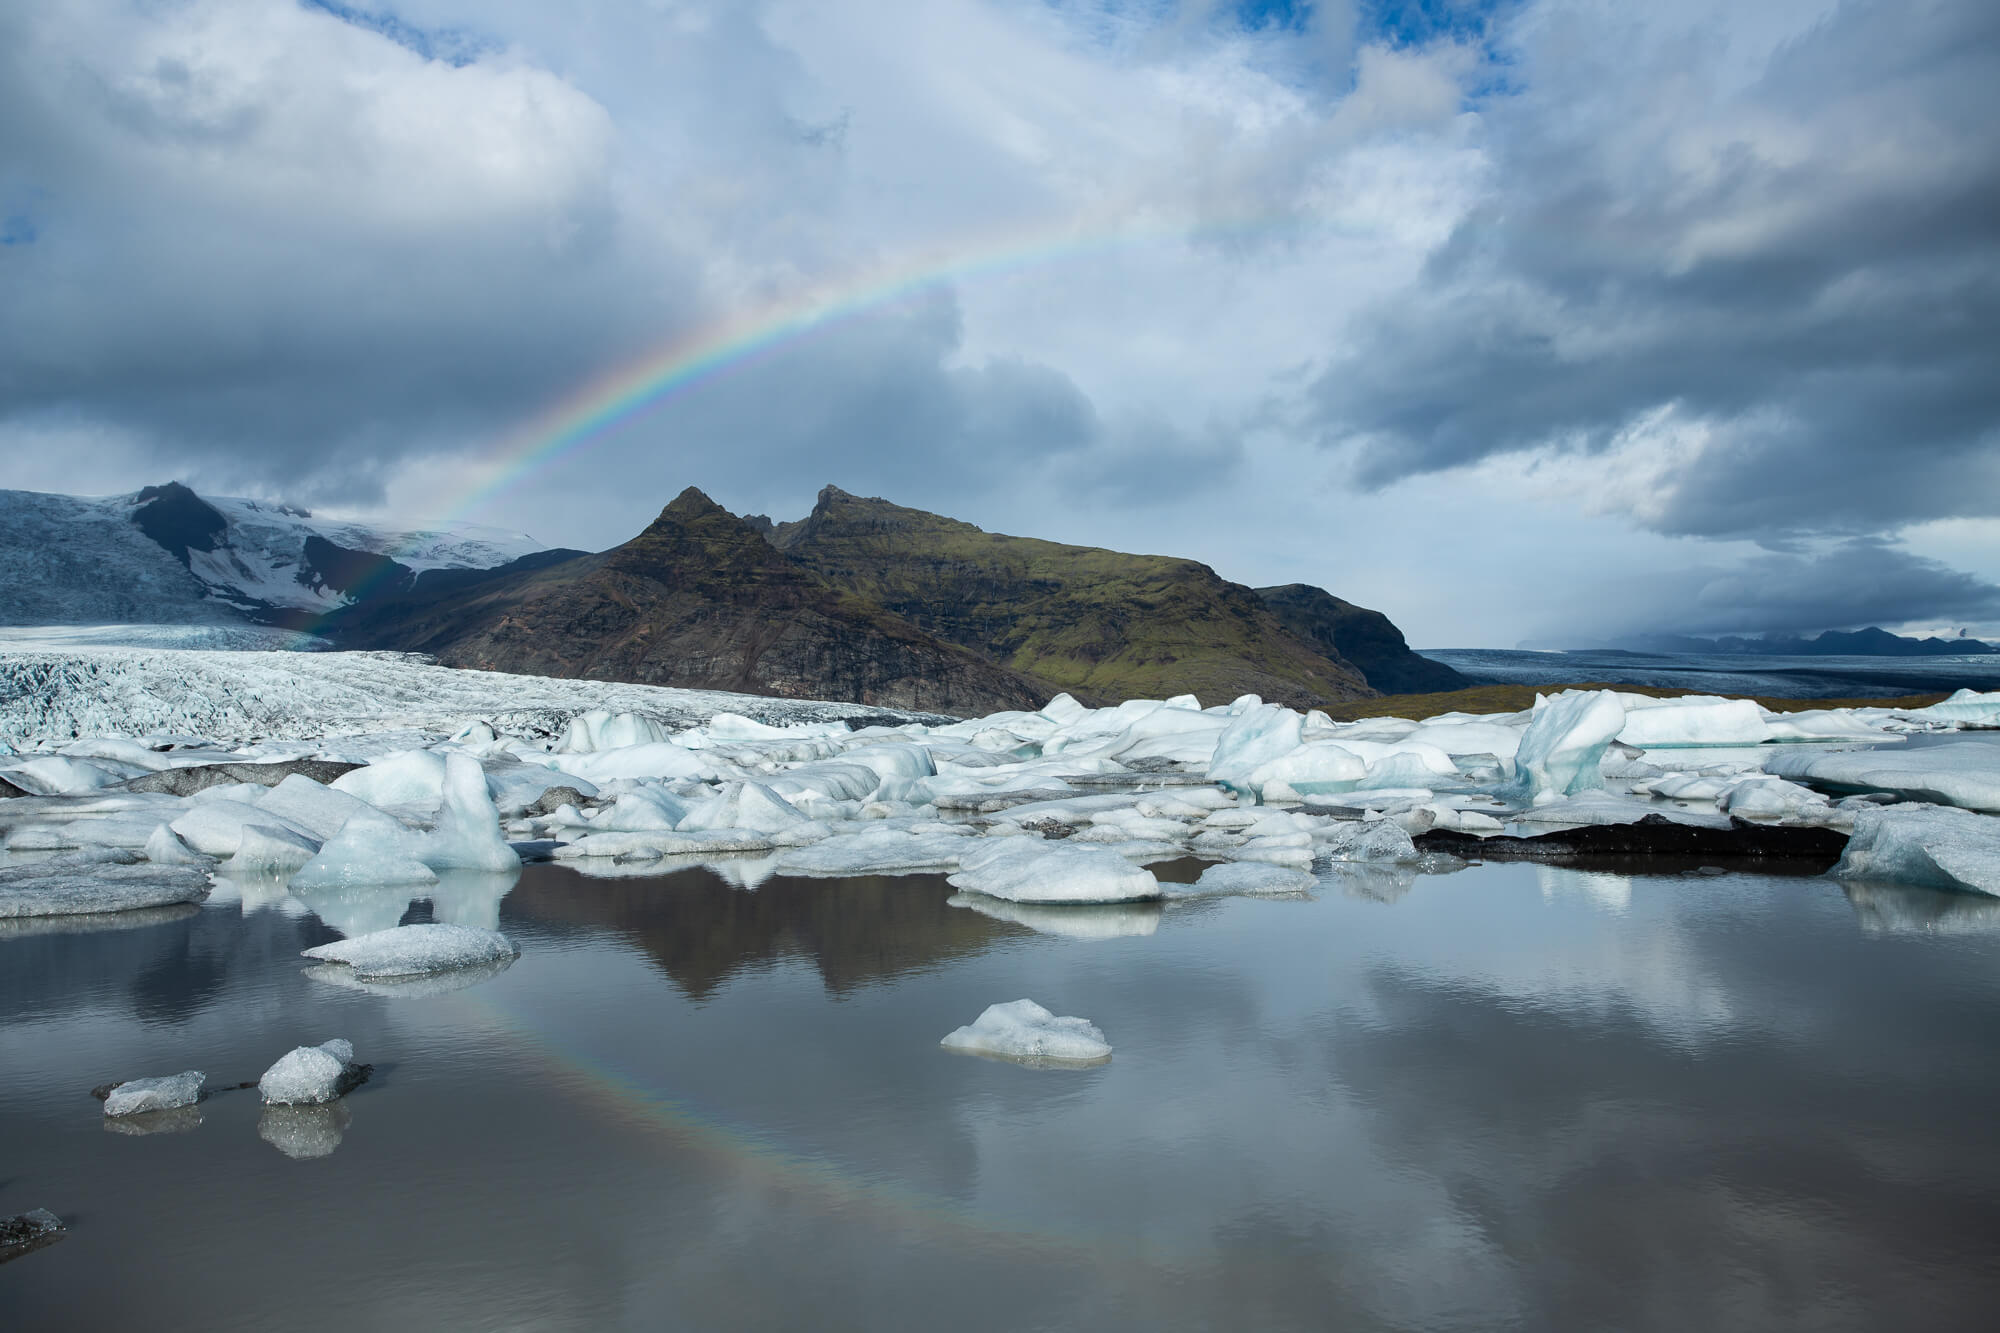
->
(6, 859), (2000, 1330)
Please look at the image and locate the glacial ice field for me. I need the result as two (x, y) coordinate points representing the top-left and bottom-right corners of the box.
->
(10, 650), (2000, 1328)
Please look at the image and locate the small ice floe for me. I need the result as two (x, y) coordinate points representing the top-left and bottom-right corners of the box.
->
(1765, 742), (2000, 814)
(305, 954), (516, 997)
(1161, 862), (1317, 899)
(259, 1103), (352, 1160)
(1316, 818), (1421, 863)
(946, 839), (1161, 903)
(144, 823), (212, 866)
(302, 923), (518, 978)
(102, 1070), (206, 1117)
(258, 1039), (358, 1105)
(940, 999), (1112, 1067)
(946, 893), (1162, 939)
(0, 856), (210, 919)
(1, 1208), (66, 1265)
(1832, 804), (2000, 896)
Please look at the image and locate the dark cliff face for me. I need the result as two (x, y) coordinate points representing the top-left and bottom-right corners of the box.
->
(777, 486), (1376, 709)
(130, 482), (227, 567)
(329, 487), (1048, 715)
(1254, 584), (1468, 696)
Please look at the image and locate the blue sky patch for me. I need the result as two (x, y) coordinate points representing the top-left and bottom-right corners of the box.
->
(300, 0), (492, 67)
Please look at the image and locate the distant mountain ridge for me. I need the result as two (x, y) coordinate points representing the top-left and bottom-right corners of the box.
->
(0, 479), (1463, 713)
(1601, 628), (1997, 657)
(0, 482), (549, 630)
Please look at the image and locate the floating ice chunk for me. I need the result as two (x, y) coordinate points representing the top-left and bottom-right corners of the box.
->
(305, 953), (515, 997)
(942, 999), (1111, 1066)
(591, 787), (690, 832)
(1514, 691), (1626, 804)
(559, 709), (674, 753)
(0, 857), (210, 918)
(289, 809), (436, 890)
(1207, 703), (1304, 797)
(231, 823), (321, 876)
(1615, 697), (1769, 748)
(1246, 741), (1367, 798)
(1514, 791), (1730, 829)
(1316, 820), (1419, 863)
(103, 1070), (205, 1117)
(947, 839), (1161, 903)
(1041, 694), (1091, 726)
(945, 893), (1162, 938)
(1920, 689), (2000, 726)
(1762, 710), (1900, 742)
(143, 823), (211, 867)
(258, 1039), (356, 1105)
(1832, 804), (2000, 896)
(331, 749), (448, 811)
(169, 800), (315, 857)
(1720, 775), (1836, 822)
(1764, 743), (2000, 813)
(835, 744), (937, 790)
(0, 754), (140, 795)
(303, 923), (517, 977)
(1407, 720), (1525, 763)
(419, 753), (520, 872)
(677, 781), (811, 834)
(253, 775), (380, 841)
(778, 824), (973, 877)
(1164, 862), (1317, 898)
(553, 829), (782, 860)
(554, 742), (712, 783)
(0, 1208), (65, 1260)
(258, 1102), (351, 1160)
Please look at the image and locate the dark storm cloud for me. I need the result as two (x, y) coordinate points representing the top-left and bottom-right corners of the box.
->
(0, 0), (1124, 511)
(1309, 0), (2000, 542)
(1573, 537), (2000, 639)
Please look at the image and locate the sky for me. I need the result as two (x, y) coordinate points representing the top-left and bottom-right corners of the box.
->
(2, 0), (1997, 648)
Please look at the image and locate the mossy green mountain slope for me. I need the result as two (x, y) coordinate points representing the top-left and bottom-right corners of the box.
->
(327, 488), (1047, 715)
(771, 486), (1376, 709)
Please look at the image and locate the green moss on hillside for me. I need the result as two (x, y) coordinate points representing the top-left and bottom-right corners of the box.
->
(778, 487), (1375, 709)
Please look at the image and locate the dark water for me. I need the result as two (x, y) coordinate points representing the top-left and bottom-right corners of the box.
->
(1423, 647), (2000, 699)
(7, 860), (2000, 1330)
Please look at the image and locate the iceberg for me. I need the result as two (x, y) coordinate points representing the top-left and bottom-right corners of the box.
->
(1764, 743), (2000, 814)
(1831, 804), (2000, 896)
(144, 822), (211, 866)
(0, 857), (210, 918)
(1207, 703), (1304, 798)
(302, 923), (519, 977)
(945, 893), (1162, 938)
(559, 709), (674, 753)
(331, 749), (449, 810)
(1315, 819), (1420, 863)
(947, 839), (1161, 903)
(103, 1070), (205, 1117)
(289, 809), (436, 890)
(1920, 689), (2000, 726)
(169, 800), (318, 857)
(258, 1038), (357, 1105)
(777, 824), (973, 877)
(1615, 696), (1768, 748)
(1163, 861), (1317, 898)
(253, 775), (381, 841)
(941, 999), (1112, 1066)
(1513, 691), (1626, 804)
(421, 753), (521, 872)
(231, 823), (321, 876)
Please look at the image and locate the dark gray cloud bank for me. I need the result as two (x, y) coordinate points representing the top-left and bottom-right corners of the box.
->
(1, 0), (1997, 644)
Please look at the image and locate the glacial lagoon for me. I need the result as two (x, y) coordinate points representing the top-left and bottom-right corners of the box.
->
(8, 858), (2000, 1331)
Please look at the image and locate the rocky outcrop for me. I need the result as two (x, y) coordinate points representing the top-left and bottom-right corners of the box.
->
(1255, 583), (1468, 696)
(329, 488), (1048, 715)
(775, 487), (1376, 709)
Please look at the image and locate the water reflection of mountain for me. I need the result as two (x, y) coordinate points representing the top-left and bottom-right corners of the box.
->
(504, 863), (1025, 999)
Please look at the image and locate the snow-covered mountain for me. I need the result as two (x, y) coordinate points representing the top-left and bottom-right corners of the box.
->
(0, 482), (547, 634)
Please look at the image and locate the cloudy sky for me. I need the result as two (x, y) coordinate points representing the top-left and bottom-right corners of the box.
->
(3, 0), (1996, 647)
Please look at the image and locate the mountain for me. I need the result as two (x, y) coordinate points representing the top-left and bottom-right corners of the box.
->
(1603, 628), (1997, 657)
(1253, 584), (1468, 695)
(0, 482), (548, 632)
(765, 486), (1376, 709)
(326, 488), (1049, 714)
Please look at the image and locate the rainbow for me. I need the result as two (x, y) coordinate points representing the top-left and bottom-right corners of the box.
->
(294, 204), (1343, 643)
